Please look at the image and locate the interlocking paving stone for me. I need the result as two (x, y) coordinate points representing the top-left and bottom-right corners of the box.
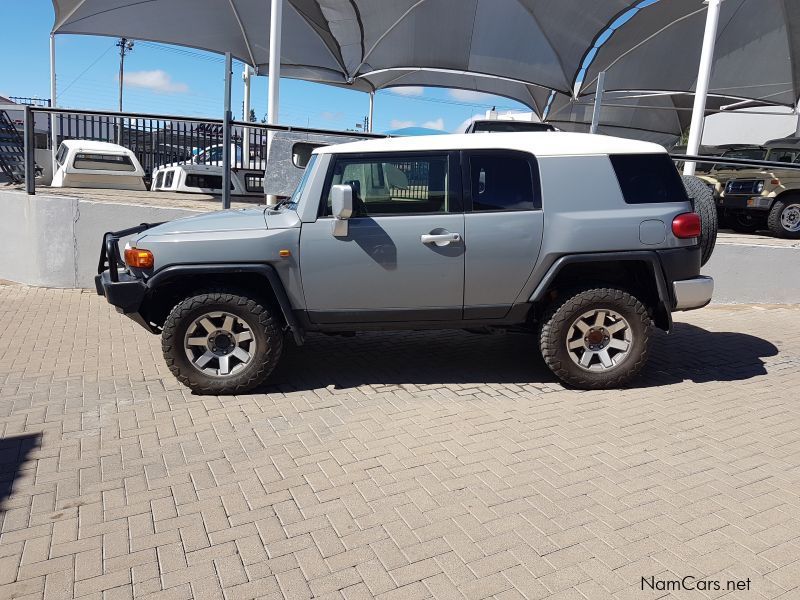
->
(1, 284), (799, 599)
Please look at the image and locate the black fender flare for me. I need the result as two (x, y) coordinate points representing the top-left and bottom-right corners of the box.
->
(146, 263), (304, 345)
(529, 251), (673, 331)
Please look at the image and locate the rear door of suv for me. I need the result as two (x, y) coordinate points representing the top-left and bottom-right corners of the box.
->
(461, 150), (544, 318)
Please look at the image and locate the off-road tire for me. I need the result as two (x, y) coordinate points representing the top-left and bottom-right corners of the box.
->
(767, 197), (800, 239)
(162, 291), (283, 395)
(539, 288), (652, 389)
(681, 175), (718, 266)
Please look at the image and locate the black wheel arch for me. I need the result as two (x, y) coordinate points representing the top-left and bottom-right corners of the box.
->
(142, 263), (305, 345)
(529, 252), (675, 332)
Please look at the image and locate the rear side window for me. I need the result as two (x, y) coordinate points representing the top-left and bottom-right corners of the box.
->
(610, 154), (688, 204)
(469, 153), (539, 211)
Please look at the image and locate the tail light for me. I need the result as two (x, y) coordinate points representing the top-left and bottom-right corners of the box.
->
(672, 213), (701, 239)
(124, 247), (154, 269)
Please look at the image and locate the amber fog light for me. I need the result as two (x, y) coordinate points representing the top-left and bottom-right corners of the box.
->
(124, 247), (154, 269)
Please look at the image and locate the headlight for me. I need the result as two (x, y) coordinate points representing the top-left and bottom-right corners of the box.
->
(755, 181), (765, 194)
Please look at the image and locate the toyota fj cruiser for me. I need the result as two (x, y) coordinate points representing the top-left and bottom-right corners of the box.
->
(96, 132), (714, 393)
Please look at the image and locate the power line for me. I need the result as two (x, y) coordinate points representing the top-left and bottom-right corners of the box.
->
(56, 42), (116, 100)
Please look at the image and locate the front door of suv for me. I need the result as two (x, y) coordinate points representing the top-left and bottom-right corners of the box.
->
(299, 151), (465, 324)
(462, 150), (544, 317)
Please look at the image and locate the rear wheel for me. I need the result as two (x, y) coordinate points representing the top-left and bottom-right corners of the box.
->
(162, 290), (283, 395)
(539, 288), (652, 389)
(681, 176), (718, 266)
(767, 198), (800, 239)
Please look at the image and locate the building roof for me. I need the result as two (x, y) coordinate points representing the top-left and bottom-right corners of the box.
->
(315, 131), (665, 157)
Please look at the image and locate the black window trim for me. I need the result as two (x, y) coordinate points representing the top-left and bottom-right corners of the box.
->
(461, 149), (542, 213)
(318, 150), (463, 218)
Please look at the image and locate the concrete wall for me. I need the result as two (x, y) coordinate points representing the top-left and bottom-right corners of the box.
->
(702, 243), (800, 304)
(0, 189), (199, 288)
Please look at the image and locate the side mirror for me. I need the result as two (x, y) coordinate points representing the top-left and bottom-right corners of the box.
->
(331, 184), (353, 237)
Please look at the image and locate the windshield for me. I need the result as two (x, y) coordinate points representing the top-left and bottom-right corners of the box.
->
(712, 148), (768, 171)
(471, 121), (555, 133)
(286, 154), (317, 208)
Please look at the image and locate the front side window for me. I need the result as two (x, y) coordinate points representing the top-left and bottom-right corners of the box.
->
(325, 154), (450, 216)
(73, 153), (136, 172)
(469, 153), (538, 211)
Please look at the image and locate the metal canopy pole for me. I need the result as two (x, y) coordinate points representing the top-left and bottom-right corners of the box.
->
(24, 106), (35, 195)
(368, 91), (375, 132)
(49, 34), (58, 179)
(266, 0), (283, 205)
(795, 99), (800, 136)
(684, 0), (723, 176)
(589, 71), (606, 134)
(222, 52), (233, 210)
(242, 65), (252, 168)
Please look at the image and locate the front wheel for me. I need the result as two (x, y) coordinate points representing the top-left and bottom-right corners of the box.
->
(539, 288), (652, 389)
(162, 290), (283, 395)
(767, 198), (800, 239)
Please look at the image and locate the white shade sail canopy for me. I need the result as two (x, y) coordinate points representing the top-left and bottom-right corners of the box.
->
(52, 0), (641, 112)
(579, 0), (800, 107)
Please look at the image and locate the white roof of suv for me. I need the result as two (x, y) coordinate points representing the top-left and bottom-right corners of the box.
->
(316, 132), (666, 158)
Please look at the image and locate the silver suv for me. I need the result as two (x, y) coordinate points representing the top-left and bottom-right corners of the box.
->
(96, 132), (713, 393)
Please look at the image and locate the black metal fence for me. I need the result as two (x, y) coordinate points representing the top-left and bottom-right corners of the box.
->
(50, 114), (270, 176)
(23, 106), (387, 197)
(9, 97), (51, 107)
(26, 107), (385, 180)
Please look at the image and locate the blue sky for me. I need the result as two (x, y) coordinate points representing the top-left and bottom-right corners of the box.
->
(0, 0), (530, 134)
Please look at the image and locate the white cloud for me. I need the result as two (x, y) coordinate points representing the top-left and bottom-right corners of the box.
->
(454, 113), (485, 133)
(422, 118), (445, 130)
(449, 89), (493, 103)
(389, 86), (425, 97)
(320, 111), (344, 122)
(124, 70), (188, 94)
(389, 119), (416, 129)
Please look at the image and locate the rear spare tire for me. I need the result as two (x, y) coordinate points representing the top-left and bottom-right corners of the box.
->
(682, 175), (718, 266)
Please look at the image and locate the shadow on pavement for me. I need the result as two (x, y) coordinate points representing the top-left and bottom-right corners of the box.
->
(256, 322), (778, 393)
(0, 433), (41, 509)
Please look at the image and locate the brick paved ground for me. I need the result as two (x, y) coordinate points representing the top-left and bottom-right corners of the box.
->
(1, 284), (799, 600)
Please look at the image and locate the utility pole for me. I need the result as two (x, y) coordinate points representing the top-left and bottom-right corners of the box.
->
(116, 37), (134, 144)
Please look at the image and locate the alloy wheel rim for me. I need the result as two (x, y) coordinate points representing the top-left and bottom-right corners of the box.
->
(780, 204), (800, 233)
(183, 311), (256, 377)
(565, 308), (633, 372)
